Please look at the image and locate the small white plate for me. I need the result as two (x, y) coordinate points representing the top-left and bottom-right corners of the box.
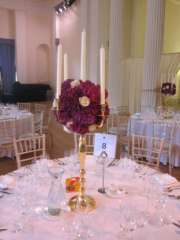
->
(43, 206), (71, 221)
(135, 113), (141, 116)
(105, 186), (128, 198)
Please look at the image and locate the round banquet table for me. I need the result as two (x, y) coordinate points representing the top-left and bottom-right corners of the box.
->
(0, 110), (33, 158)
(130, 115), (180, 167)
(0, 156), (180, 240)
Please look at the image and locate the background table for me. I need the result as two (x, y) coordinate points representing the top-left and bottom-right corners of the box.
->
(131, 117), (180, 167)
(0, 156), (180, 239)
(0, 111), (33, 158)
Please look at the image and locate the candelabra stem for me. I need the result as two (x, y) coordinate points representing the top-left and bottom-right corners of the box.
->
(69, 135), (96, 211)
(164, 96), (169, 119)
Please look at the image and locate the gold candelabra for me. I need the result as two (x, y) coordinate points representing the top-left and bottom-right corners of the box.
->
(53, 99), (107, 211)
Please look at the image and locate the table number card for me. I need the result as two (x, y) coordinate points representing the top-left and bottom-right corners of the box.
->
(93, 133), (117, 158)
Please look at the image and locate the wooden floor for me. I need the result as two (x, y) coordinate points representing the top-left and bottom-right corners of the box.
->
(0, 100), (180, 181)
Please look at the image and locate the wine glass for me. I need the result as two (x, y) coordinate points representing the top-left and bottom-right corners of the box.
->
(7, 208), (23, 233)
(64, 151), (70, 164)
(117, 206), (136, 240)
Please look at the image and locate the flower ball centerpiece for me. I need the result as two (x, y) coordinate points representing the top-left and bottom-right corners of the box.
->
(54, 79), (110, 134)
(161, 83), (176, 96)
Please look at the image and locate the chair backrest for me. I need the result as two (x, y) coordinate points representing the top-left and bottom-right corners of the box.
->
(132, 133), (165, 169)
(107, 114), (117, 134)
(117, 106), (127, 115)
(74, 133), (95, 155)
(35, 104), (46, 124)
(13, 134), (46, 169)
(34, 112), (43, 134)
(152, 122), (175, 146)
(18, 102), (31, 111)
(0, 118), (16, 141)
(117, 116), (131, 152)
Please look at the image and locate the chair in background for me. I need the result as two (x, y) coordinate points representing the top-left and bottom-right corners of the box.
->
(107, 113), (118, 135)
(74, 133), (95, 155)
(0, 118), (16, 159)
(117, 106), (127, 115)
(132, 133), (165, 170)
(42, 109), (53, 149)
(18, 112), (43, 140)
(18, 102), (31, 111)
(152, 122), (176, 175)
(35, 103), (46, 125)
(14, 134), (46, 169)
(117, 116), (133, 154)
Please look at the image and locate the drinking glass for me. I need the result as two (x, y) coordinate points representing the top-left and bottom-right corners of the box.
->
(7, 208), (23, 233)
(76, 197), (94, 239)
(60, 209), (78, 234)
(64, 151), (70, 164)
(149, 186), (167, 228)
(10, 187), (24, 208)
(133, 205), (148, 228)
(160, 202), (175, 225)
(117, 206), (136, 240)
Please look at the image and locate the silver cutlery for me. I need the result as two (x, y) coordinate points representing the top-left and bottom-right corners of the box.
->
(53, 159), (63, 165)
(0, 229), (7, 231)
(168, 195), (180, 199)
(0, 195), (4, 198)
(173, 222), (180, 228)
(0, 191), (10, 195)
(167, 185), (180, 190)
(168, 188), (180, 193)
(107, 159), (116, 167)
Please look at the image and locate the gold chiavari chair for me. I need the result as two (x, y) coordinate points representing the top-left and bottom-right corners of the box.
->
(14, 134), (46, 169)
(18, 102), (31, 112)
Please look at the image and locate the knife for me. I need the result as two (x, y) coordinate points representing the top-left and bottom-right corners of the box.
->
(0, 229), (7, 231)
(0, 191), (10, 195)
(107, 159), (116, 167)
(173, 222), (180, 228)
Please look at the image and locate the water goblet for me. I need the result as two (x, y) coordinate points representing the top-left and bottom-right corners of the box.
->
(7, 208), (23, 233)
(160, 202), (175, 225)
(117, 206), (136, 240)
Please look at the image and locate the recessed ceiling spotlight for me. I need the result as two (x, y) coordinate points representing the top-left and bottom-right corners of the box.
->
(55, 0), (76, 14)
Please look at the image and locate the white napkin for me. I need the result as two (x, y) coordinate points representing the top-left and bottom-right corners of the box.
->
(0, 175), (14, 188)
(159, 174), (177, 185)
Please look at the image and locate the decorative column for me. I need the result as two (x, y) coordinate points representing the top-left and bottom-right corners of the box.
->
(141, 0), (165, 108)
(108, 0), (124, 108)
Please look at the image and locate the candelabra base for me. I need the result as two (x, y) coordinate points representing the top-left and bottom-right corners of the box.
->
(164, 116), (169, 119)
(69, 195), (96, 212)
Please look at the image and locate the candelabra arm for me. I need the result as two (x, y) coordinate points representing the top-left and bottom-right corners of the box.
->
(96, 104), (106, 128)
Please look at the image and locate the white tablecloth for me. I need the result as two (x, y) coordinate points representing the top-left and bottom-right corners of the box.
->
(0, 111), (33, 158)
(0, 156), (180, 240)
(130, 116), (180, 167)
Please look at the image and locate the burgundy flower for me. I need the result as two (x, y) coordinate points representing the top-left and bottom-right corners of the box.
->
(54, 79), (110, 135)
(161, 83), (176, 96)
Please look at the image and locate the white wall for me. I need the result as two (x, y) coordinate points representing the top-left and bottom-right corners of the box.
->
(0, 9), (14, 39)
(25, 11), (52, 84)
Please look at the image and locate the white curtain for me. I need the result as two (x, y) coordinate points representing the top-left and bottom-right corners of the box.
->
(120, 57), (144, 114)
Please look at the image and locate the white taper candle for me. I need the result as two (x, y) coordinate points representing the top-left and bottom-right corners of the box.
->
(64, 52), (68, 81)
(172, 74), (173, 89)
(100, 45), (105, 105)
(161, 74), (163, 87)
(57, 43), (62, 98)
(81, 29), (86, 82)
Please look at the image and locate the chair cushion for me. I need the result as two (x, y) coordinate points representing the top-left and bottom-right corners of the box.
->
(0, 137), (13, 146)
(155, 141), (176, 152)
(18, 133), (40, 140)
(42, 126), (48, 131)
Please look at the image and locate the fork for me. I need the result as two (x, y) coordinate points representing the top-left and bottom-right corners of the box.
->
(0, 195), (4, 198)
